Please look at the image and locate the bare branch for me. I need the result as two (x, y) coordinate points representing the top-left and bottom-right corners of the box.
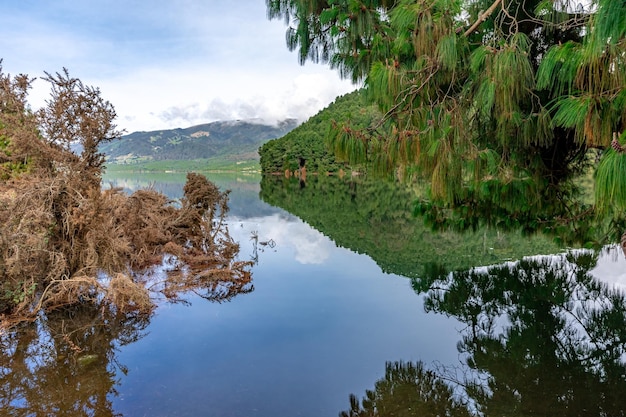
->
(463, 0), (503, 37)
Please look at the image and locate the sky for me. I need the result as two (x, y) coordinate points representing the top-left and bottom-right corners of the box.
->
(0, 0), (358, 133)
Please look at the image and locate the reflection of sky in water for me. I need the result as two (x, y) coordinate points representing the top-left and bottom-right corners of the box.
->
(110, 191), (464, 417)
(234, 213), (333, 265)
(590, 245), (626, 285)
(467, 245), (626, 293)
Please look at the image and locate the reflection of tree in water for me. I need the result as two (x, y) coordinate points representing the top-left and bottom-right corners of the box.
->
(340, 361), (472, 417)
(0, 236), (255, 416)
(260, 175), (561, 279)
(0, 303), (149, 416)
(344, 250), (626, 416)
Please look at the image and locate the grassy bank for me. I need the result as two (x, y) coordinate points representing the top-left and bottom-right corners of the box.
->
(105, 158), (260, 173)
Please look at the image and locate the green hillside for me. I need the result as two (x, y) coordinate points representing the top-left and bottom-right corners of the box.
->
(259, 89), (381, 174)
(101, 119), (298, 166)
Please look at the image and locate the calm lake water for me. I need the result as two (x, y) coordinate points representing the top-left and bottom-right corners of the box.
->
(3, 172), (626, 416)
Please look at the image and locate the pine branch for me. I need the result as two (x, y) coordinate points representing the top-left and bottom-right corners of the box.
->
(462, 0), (502, 37)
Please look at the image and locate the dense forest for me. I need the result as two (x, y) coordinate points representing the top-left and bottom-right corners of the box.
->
(259, 89), (380, 174)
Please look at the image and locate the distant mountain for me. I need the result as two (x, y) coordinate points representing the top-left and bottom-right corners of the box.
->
(101, 119), (299, 165)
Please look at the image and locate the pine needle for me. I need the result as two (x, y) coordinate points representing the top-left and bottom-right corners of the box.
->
(595, 148), (626, 215)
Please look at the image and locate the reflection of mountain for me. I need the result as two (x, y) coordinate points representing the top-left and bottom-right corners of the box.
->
(259, 175), (561, 278)
(102, 172), (281, 219)
(343, 251), (626, 416)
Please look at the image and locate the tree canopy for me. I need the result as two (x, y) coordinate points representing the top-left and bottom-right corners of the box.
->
(266, 0), (626, 224)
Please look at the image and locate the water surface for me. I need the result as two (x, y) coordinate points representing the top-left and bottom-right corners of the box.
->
(2, 172), (626, 416)
(105, 173), (463, 416)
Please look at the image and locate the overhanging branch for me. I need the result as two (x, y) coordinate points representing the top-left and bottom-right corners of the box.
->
(463, 0), (503, 37)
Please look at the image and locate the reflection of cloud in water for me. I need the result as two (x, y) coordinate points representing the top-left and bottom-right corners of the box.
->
(462, 245), (626, 294)
(233, 213), (334, 265)
(473, 245), (626, 293)
(288, 227), (332, 265)
(590, 244), (626, 291)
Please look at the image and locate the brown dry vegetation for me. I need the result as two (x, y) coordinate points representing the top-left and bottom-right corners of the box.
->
(0, 65), (252, 329)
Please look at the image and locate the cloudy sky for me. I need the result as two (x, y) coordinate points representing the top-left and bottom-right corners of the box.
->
(0, 0), (358, 133)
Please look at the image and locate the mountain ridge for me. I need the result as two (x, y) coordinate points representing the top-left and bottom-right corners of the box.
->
(101, 118), (299, 165)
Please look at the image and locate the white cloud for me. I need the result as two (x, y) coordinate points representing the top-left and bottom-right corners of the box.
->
(91, 65), (356, 132)
(1, 0), (359, 133)
(242, 214), (334, 265)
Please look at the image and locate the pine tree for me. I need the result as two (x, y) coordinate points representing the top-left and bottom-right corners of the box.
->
(267, 0), (626, 229)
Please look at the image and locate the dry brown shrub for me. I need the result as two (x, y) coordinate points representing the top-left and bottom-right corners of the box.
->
(106, 273), (153, 314)
(164, 259), (254, 304)
(1, 168), (252, 328)
(0, 68), (253, 329)
(163, 241), (184, 257)
(116, 188), (177, 268)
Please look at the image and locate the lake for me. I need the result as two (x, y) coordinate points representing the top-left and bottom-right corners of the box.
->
(2, 172), (626, 416)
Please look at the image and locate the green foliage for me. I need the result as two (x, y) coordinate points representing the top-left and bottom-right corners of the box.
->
(0, 160), (29, 180)
(267, 0), (626, 223)
(0, 70), (38, 180)
(536, 41), (582, 96)
(2, 280), (37, 306)
(268, 0), (400, 82)
(0, 134), (9, 151)
(259, 90), (380, 173)
(595, 142), (626, 216)
(0, 125), (30, 180)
